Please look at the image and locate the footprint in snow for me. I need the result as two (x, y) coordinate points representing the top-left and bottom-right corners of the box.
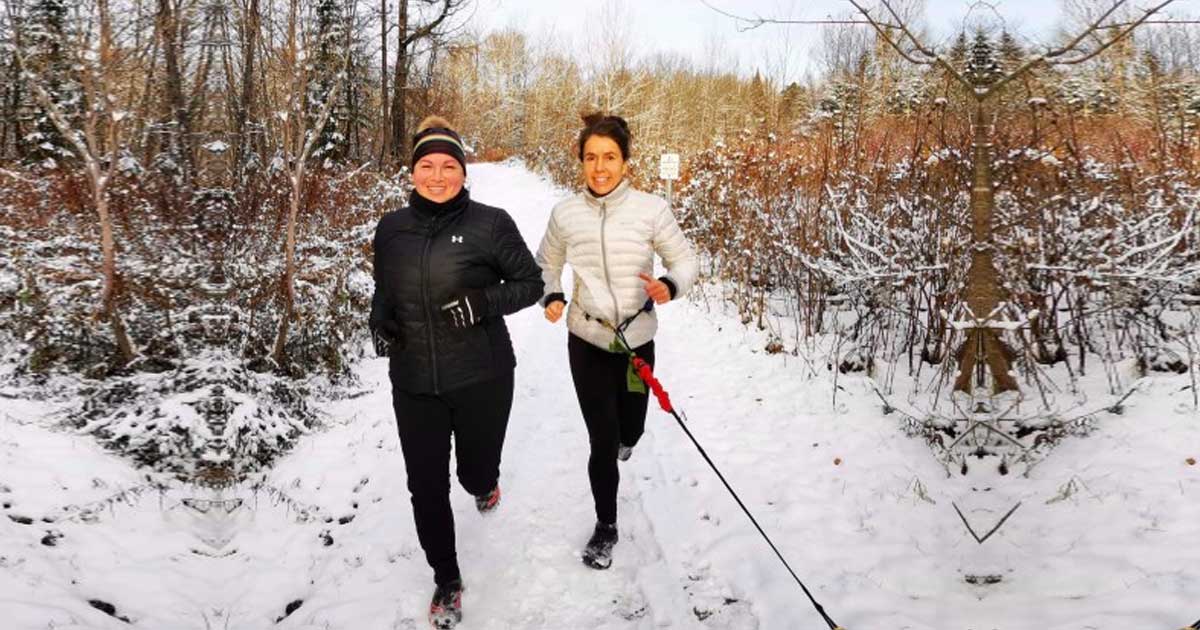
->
(682, 562), (758, 629)
(41, 530), (64, 546)
(391, 614), (418, 629)
(612, 584), (651, 622)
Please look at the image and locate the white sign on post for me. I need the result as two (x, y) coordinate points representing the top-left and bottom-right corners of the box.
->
(659, 153), (680, 180)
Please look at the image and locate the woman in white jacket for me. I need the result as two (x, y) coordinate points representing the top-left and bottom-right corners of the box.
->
(536, 113), (699, 570)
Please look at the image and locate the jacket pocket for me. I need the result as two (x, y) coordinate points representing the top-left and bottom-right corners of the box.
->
(437, 323), (493, 384)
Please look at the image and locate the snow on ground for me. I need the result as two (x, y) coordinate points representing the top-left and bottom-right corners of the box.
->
(2, 161), (1199, 629)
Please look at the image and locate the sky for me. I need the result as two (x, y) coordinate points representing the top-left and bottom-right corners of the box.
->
(471, 0), (1077, 83)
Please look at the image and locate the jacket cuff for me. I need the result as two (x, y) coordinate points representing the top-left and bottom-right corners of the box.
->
(658, 276), (678, 300)
(543, 292), (566, 308)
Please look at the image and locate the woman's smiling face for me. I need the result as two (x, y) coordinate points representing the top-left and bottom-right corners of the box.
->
(581, 134), (627, 196)
(412, 153), (464, 203)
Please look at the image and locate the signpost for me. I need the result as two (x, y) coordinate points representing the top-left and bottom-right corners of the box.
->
(659, 152), (680, 208)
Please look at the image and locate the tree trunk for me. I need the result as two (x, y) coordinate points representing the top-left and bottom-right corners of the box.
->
(954, 101), (1018, 394)
(158, 0), (194, 187)
(379, 0), (389, 160)
(92, 166), (135, 363)
(97, 0), (135, 364)
(389, 0), (408, 161)
(3, 33), (22, 160)
(344, 0), (359, 161)
(271, 166), (303, 365)
(236, 0), (260, 164)
(135, 31), (161, 166)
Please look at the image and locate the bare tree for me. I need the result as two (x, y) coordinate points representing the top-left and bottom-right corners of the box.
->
(385, 0), (467, 161)
(846, 0), (1175, 395)
(0, 0), (25, 161)
(235, 0), (262, 165)
(582, 0), (649, 114)
(270, 0), (347, 366)
(20, 0), (136, 362)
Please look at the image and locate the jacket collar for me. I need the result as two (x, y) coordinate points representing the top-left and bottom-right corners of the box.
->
(410, 187), (470, 224)
(582, 178), (631, 210)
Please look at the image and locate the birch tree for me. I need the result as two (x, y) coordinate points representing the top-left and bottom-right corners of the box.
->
(21, 0), (136, 363)
(269, 0), (347, 366)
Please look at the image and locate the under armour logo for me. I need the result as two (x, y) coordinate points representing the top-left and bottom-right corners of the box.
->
(451, 235), (463, 244)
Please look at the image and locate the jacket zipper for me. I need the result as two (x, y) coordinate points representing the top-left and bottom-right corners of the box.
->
(420, 228), (440, 393)
(599, 201), (620, 324)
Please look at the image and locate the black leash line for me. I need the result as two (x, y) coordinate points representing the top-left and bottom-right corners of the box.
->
(591, 301), (845, 630)
(664, 407), (843, 630)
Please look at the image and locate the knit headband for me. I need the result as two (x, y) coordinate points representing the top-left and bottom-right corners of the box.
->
(412, 128), (467, 172)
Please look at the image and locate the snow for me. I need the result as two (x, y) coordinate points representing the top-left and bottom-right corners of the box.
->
(0, 268), (18, 295)
(1, 162), (1199, 629)
(117, 155), (141, 175)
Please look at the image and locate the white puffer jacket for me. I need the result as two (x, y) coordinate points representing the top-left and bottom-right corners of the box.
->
(536, 179), (699, 351)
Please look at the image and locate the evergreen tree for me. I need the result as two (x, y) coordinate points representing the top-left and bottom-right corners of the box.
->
(997, 31), (1024, 74)
(778, 82), (807, 134)
(948, 32), (969, 69)
(307, 0), (346, 163)
(748, 71), (771, 135)
(965, 30), (1000, 88)
(22, 0), (81, 166)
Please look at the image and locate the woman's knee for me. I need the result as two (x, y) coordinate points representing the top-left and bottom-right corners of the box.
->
(588, 434), (620, 460)
(406, 463), (452, 499)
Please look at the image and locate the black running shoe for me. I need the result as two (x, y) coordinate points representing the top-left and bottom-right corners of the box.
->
(428, 579), (463, 629)
(475, 485), (500, 514)
(581, 521), (618, 570)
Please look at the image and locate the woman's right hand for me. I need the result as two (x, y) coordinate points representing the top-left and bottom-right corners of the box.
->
(544, 301), (565, 323)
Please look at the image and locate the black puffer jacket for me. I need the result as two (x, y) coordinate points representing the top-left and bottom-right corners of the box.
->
(370, 188), (543, 394)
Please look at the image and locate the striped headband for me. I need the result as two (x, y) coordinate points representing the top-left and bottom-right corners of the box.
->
(412, 127), (467, 171)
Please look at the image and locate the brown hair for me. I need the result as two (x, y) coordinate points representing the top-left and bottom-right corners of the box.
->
(417, 115), (453, 133)
(577, 113), (631, 161)
(411, 114), (466, 169)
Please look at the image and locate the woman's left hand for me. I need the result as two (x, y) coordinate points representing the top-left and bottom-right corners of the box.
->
(638, 273), (671, 305)
(440, 288), (488, 328)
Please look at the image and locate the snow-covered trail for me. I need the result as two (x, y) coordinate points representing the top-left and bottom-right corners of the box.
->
(3, 161), (1199, 630)
(276, 162), (947, 630)
(252, 162), (950, 630)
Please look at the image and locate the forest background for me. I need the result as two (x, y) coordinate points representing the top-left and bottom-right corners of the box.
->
(1, 0), (1199, 481)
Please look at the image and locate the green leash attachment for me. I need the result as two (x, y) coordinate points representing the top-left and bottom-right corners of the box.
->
(609, 335), (647, 394)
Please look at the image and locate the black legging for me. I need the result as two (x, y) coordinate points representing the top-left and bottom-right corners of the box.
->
(568, 332), (655, 526)
(392, 370), (514, 586)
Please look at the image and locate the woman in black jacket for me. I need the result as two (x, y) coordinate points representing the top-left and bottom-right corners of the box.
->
(369, 115), (543, 629)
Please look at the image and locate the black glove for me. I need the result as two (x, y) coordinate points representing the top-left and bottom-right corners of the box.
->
(440, 288), (488, 328)
(371, 319), (402, 357)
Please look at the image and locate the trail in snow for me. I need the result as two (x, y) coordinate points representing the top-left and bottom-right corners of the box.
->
(299, 161), (934, 630)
